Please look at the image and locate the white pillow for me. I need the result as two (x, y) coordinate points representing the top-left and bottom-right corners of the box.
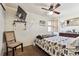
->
(76, 36), (79, 39)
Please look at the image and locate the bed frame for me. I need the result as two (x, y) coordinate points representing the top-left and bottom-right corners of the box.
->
(59, 33), (79, 38)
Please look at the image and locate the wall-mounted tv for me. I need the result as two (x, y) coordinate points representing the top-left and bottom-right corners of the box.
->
(16, 6), (27, 21)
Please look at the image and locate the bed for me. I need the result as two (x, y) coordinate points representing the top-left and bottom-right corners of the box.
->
(34, 33), (79, 56)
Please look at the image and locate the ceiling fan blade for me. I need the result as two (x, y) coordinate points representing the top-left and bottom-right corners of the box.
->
(49, 4), (53, 11)
(41, 8), (49, 11)
(55, 3), (61, 9)
(53, 11), (60, 14)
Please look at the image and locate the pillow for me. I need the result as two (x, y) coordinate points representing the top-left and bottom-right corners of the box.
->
(42, 35), (49, 38)
(36, 35), (43, 39)
(76, 36), (79, 39)
(73, 36), (79, 40)
(42, 34), (56, 38)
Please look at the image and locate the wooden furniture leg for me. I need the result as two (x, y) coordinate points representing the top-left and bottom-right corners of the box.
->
(12, 48), (15, 56)
(6, 47), (8, 56)
(21, 43), (23, 52)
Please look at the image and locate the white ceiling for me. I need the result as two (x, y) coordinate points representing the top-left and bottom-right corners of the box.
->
(60, 3), (79, 20)
(6, 3), (79, 12)
(60, 3), (79, 13)
(5, 3), (79, 20)
(5, 3), (50, 16)
(5, 3), (60, 18)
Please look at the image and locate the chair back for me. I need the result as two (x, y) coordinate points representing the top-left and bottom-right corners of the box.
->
(4, 31), (16, 44)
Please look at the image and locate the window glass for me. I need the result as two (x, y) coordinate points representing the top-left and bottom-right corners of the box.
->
(48, 27), (51, 32)
(48, 21), (51, 26)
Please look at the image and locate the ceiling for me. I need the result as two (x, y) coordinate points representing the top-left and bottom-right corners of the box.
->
(5, 3), (60, 18)
(5, 3), (79, 20)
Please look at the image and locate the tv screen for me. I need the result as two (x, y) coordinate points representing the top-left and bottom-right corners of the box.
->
(16, 6), (27, 21)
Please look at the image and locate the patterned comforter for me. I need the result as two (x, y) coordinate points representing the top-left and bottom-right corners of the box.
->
(34, 36), (77, 56)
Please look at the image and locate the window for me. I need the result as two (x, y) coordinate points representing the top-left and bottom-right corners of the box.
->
(47, 20), (58, 32)
(48, 21), (52, 32)
(48, 27), (51, 32)
(48, 21), (51, 26)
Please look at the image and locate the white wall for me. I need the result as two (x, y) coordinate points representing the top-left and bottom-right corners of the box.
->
(5, 6), (50, 47)
(0, 5), (5, 55)
(59, 4), (79, 32)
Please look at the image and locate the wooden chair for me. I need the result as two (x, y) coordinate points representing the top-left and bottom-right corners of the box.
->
(4, 31), (23, 56)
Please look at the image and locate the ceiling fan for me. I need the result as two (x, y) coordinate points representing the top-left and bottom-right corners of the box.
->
(41, 3), (61, 15)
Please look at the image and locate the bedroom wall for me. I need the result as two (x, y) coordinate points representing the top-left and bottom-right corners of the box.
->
(5, 6), (50, 47)
(59, 5), (79, 32)
(0, 5), (5, 55)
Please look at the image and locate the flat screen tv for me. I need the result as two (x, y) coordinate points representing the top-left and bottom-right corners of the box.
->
(16, 6), (27, 21)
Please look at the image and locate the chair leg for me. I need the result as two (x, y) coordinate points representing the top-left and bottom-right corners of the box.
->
(15, 47), (16, 51)
(6, 47), (8, 56)
(21, 43), (23, 52)
(12, 48), (15, 56)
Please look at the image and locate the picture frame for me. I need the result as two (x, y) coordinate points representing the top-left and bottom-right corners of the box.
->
(39, 20), (46, 26)
(65, 17), (79, 26)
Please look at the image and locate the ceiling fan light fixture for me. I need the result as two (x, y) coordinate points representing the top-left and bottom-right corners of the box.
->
(41, 3), (60, 15)
(47, 11), (53, 15)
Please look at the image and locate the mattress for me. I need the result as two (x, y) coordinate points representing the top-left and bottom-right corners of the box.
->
(44, 36), (76, 48)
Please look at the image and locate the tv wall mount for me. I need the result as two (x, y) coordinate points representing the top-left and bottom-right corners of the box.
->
(13, 6), (27, 30)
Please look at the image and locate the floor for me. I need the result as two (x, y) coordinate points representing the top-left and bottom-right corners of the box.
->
(4, 45), (49, 56)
